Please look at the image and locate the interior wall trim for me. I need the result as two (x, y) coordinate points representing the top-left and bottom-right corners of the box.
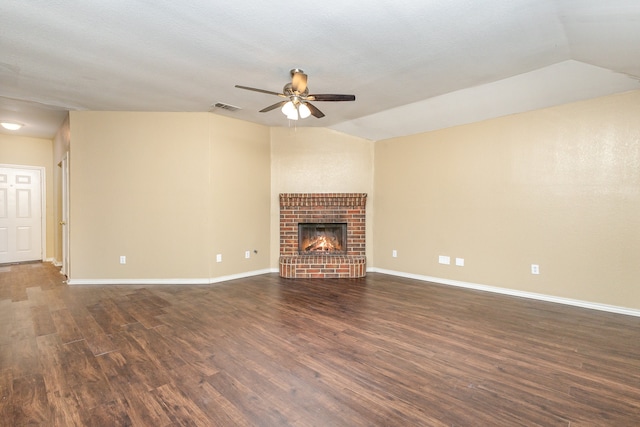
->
(369, 268), (640, 318)
(66, 266), (640, 318)
(67, 268), (273, 286)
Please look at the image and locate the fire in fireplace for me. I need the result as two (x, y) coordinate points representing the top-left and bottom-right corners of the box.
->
(298, 223), (347, 255)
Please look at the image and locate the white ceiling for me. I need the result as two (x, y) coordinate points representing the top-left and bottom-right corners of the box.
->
(1, 0), (639, 141)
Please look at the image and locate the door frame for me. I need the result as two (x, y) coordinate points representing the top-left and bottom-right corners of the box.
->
(60, 154), (70, 276)
(0, 163), (46, 263)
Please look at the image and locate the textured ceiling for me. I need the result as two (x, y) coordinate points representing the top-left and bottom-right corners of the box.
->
(1, 0), (639, 141)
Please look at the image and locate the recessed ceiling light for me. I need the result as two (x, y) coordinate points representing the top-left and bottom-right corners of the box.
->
(1, 122), (23, 131)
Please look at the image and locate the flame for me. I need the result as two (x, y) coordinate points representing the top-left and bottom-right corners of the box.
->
(303, 235), (342, 252)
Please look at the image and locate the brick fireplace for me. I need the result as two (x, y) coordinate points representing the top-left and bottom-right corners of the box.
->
(279, 193), (367, 278)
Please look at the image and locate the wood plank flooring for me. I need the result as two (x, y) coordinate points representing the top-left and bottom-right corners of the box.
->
(1, 262), (639, 426)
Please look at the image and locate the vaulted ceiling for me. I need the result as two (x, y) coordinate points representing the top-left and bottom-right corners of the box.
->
(1, 0), (639, 141)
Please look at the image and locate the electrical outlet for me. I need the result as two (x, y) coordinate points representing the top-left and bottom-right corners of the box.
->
(531, 264), (539, 274)
(245, 251), (251, 259)
(392, 250), (398, 258)
(438, 255), (451, 265)
(216, 254), (222, 263)
(119, 255), (126, 265)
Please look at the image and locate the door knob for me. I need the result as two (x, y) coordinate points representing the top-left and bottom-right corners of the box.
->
(59, 221), (66, 225)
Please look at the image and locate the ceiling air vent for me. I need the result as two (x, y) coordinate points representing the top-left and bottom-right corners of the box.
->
(212, 102), (242, 112)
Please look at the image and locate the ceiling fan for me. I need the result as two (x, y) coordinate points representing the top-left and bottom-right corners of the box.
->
(235, 69), (355, 120)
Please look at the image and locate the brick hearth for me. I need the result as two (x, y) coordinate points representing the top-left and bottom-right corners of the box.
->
(279, 193), (367, 278)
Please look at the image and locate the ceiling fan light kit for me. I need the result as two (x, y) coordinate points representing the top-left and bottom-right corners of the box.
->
(236, 69), (355, 121)
(281, 100), (312, 120)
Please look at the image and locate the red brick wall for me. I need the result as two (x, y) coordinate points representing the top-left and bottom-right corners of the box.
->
(279, 193), (366, 256)
(279, 256), (366, 279)
(279, 193), (367, 278)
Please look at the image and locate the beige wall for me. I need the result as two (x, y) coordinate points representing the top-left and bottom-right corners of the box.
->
(374, 90), (640, 310)
(0, 133), (54, 260)
(40, 90), (640, 312)
(269, 127), (375, 267)
(69, 111), (270, 281)
(209, 114), (271, 277)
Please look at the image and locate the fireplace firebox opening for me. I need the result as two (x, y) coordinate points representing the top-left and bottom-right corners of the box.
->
(298, 223), (347, 255)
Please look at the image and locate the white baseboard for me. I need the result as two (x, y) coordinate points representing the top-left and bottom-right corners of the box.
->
(67, 268), (274, 286)
(46, 258), (62, 267)
(369, 268), (640, 318)
(208, 268), (274, 284)
(65, 266), (640, 318)
(67, 278), (211, 285)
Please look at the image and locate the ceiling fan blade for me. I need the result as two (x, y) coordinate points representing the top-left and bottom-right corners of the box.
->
(307, 94), (356, 102)
(235, 85), (285, 97)
(291, 71), (308, 94)
(305, 102), (325, 118)
(259, 100), (288, 113)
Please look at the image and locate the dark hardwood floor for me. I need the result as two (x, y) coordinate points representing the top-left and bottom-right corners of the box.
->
(1, 262), (639, 426)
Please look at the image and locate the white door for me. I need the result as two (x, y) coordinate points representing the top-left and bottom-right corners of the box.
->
(0, 166), (43, 263)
